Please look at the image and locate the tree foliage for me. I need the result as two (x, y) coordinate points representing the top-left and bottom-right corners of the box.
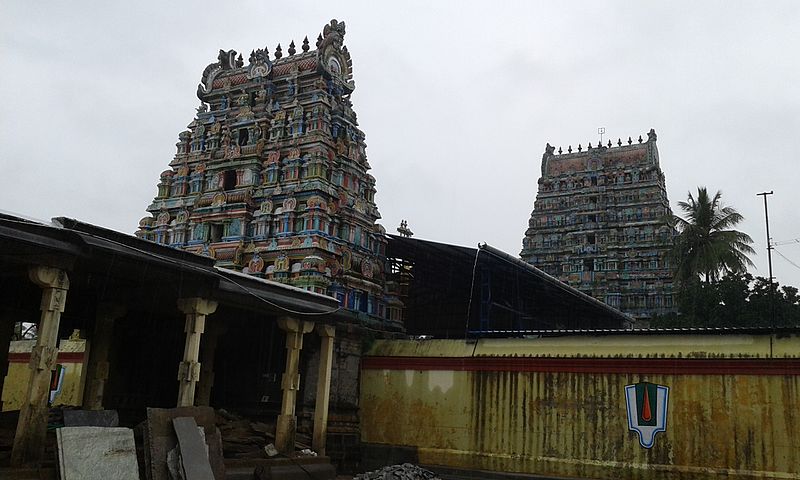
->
(652, 272), (800, 328)
(656, 187), (794, 328)
(670, 187), (755, 284)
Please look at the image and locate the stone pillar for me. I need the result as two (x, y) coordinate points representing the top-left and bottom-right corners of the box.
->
(312, 324), (335, 456)
(11, 266), (69, 466)
(83, 303), (126, 410)
(195, 321), (226, 407)
(176, 298), (217, 407)
(275, 316), (314, 454)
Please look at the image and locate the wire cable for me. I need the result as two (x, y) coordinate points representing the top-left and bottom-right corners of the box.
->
(772, 238), (800, 247)
(774, 248), (800, 271)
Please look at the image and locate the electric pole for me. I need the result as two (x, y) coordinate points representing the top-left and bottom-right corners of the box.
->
(757, 191), (774, 327)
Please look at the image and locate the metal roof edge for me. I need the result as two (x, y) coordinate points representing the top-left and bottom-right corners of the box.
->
(478, 243), (632, 323)
(468, 326), (800, 336)
(214, 266), (340, 305)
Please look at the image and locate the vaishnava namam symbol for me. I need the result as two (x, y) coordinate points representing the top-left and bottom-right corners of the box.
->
(624, 381), (669, 448)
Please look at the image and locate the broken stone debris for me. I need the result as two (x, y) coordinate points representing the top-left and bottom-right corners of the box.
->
(215, 408), (274, 458)
(144, 407), (225, 480)
(48, 407), (333, 480)
(264, 443), (278, 457)
(171, 417), (215, 480)
(354, 463), (441, 480)
(215, 408), (312, 457)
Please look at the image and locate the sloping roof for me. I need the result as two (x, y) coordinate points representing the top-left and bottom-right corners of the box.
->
(386, 235), (630, 338)
(0, 213), (340, 318)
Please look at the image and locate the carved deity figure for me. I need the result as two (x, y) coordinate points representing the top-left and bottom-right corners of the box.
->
(283, 197), (297, 211)
(234, 241), (245, 265)
(248, 253), (265, 273)
(541, 143), (555, 176)
(275, 253), (290, 272)
(221, 127), (231, 150)
(320, 19), (346, 51)
(192, 123), (206, 145)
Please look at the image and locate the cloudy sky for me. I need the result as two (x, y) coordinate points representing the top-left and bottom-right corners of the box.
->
(2, 1), (799, 288)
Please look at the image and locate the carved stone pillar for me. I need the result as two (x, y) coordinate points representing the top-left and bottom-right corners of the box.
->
(176, 297), (218, 407)
(11, 266), (69, 466)
(312, 324), (335, 456)
(195, 320), (226, 407)
(275, 316), (314, 453)
(83, 303), (126, 410)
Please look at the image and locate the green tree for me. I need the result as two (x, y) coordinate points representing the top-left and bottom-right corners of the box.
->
(670, 187), (755, 284)
(651, 272), (800, 328)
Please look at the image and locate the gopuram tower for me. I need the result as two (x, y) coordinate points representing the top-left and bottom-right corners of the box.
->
(520, 130), (676, 321)
(137, 20), (401, 330)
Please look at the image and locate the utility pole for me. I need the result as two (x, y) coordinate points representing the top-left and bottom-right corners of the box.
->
(757, 191), (774, 327)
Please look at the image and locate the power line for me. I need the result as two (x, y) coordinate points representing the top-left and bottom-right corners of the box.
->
(772, 238), (800, 247)
(774, 248), (800, 271)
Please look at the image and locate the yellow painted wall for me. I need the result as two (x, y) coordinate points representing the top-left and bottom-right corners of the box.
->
(2, 338), (88, 411)
(365, 334), (798, 359)
(361, 335), (800, 480)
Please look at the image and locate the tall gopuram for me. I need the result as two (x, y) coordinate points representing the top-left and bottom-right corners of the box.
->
(137, 20), (401, 331)
(520, 129), (676, 321)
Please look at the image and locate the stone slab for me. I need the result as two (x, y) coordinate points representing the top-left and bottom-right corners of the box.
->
(144, 406), (224, 480)
(56, 426), (139, 480)
(173, 417), (214, 480)
(63, 409), (119, 427)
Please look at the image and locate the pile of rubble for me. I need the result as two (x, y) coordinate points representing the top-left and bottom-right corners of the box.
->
(354, 463), (441, 480)
(214, 408), (273, 458)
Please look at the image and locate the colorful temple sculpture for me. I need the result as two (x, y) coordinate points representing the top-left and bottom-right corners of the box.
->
(520, 130), (676, 321)
(137, 20), (401, 330)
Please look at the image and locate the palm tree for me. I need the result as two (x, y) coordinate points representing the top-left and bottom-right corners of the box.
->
(670, 187), (755, 284)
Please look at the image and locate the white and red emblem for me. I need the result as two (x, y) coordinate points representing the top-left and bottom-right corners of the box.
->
(624, 381), (669, 448)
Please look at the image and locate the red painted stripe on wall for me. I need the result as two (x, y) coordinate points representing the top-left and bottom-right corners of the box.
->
(7, 352), (86, 363)
(361, 356), (800, 376)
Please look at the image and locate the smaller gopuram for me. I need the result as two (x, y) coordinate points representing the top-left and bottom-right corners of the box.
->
(137, 20), (401, 330)
(520, 130), (676, 320)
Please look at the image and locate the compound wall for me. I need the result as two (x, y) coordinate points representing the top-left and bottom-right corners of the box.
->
(360, 334), (800, 479)
(2, 338), (87, 411)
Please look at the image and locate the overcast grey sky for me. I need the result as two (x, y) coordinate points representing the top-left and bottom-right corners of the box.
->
(2, 1), (799, 288)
